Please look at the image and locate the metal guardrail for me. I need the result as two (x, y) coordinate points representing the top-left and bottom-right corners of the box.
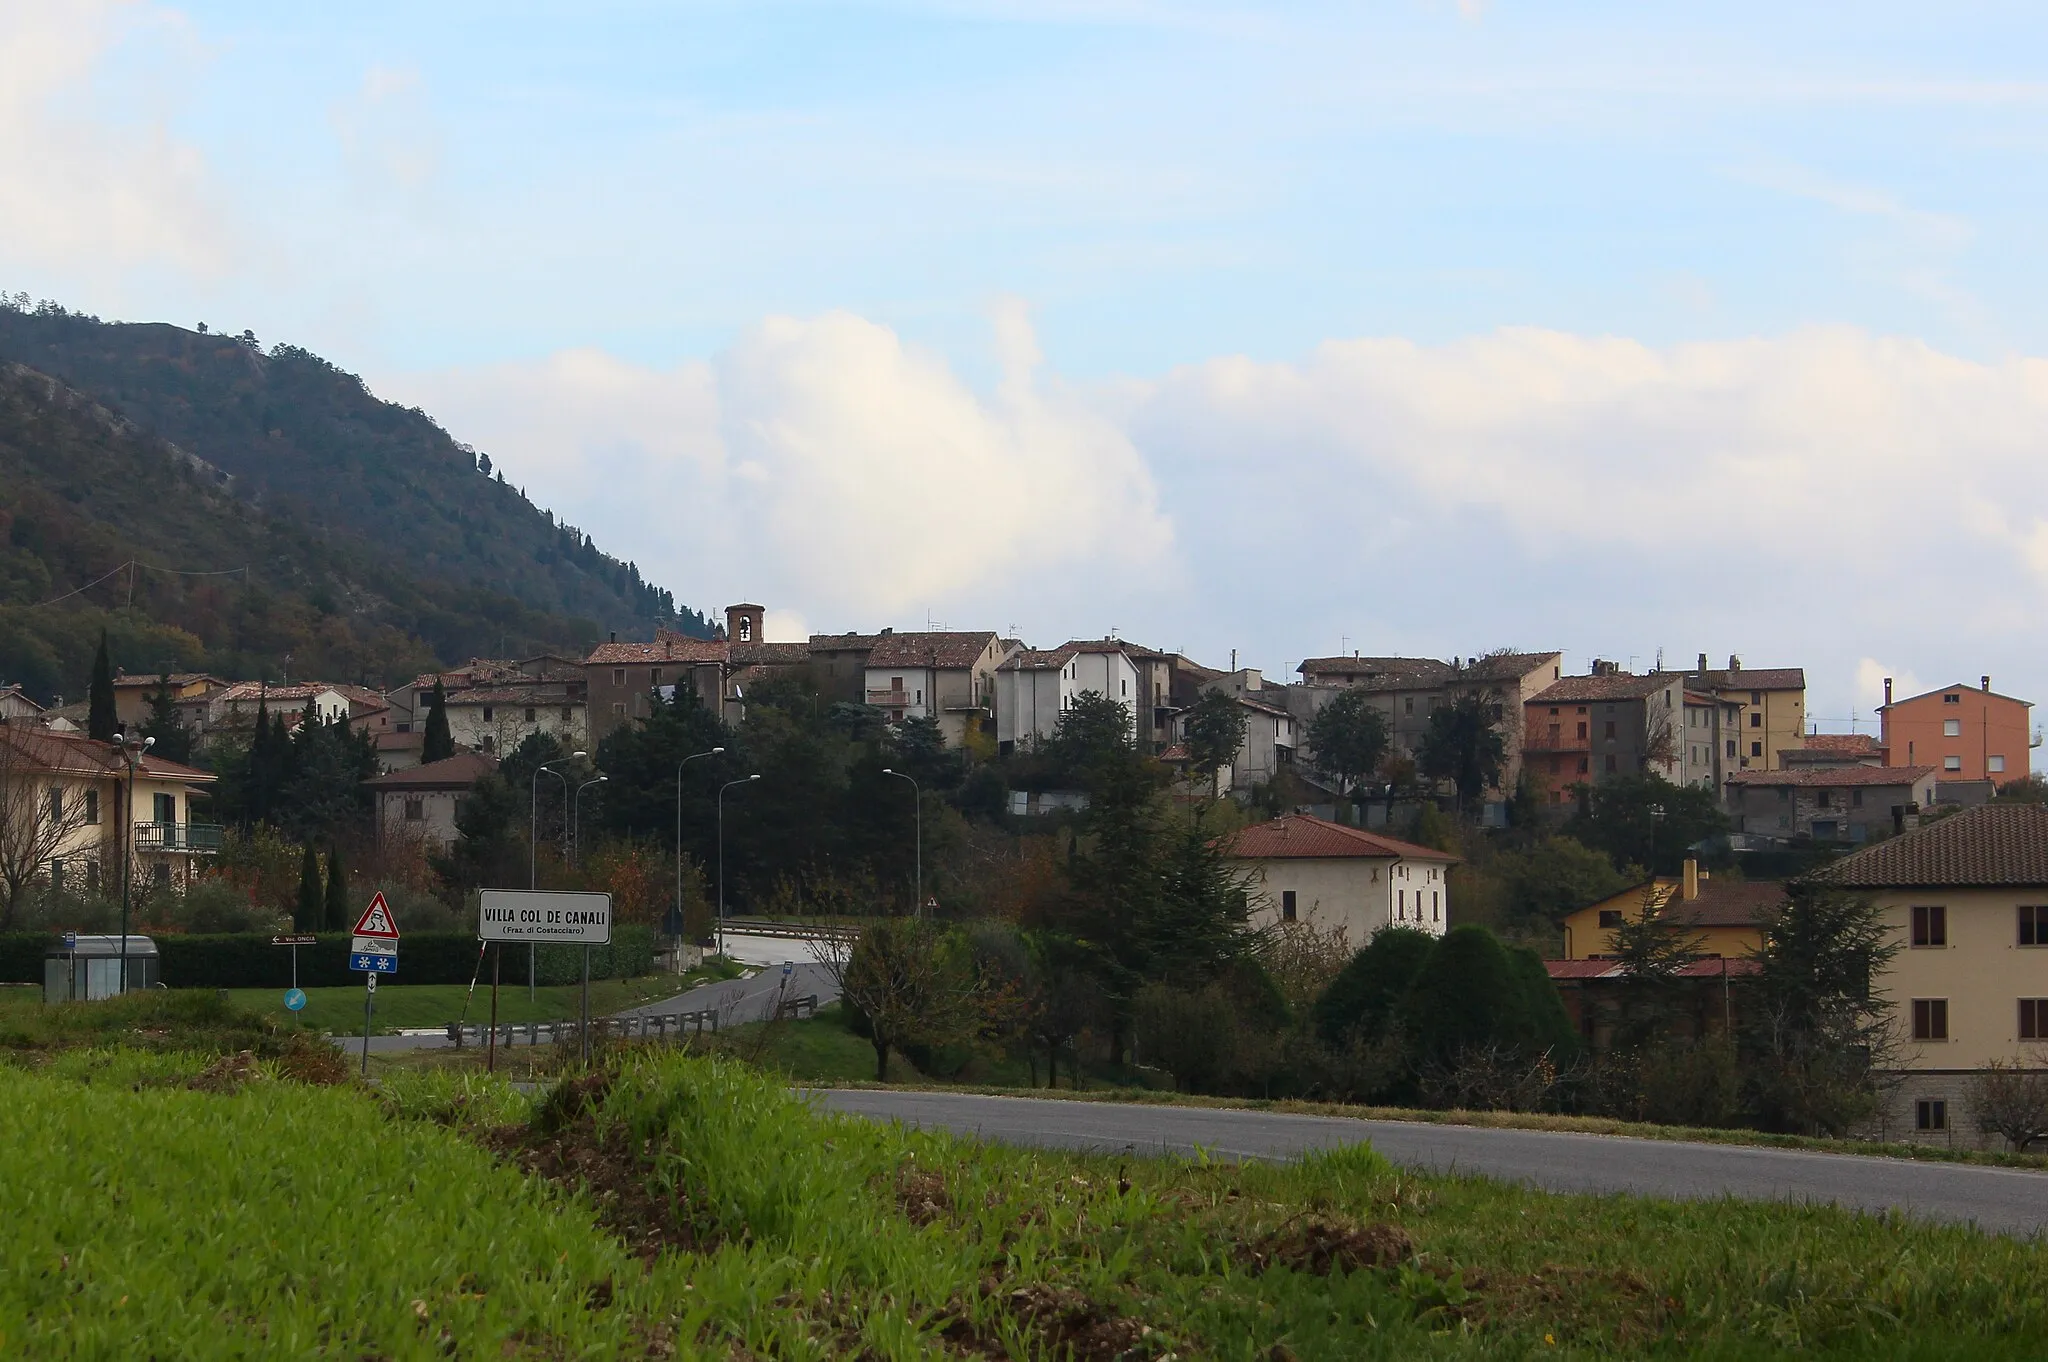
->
(134, 822), (225, 853)
(445, 1007), (720, 1048)
(722, 920), (861, 941)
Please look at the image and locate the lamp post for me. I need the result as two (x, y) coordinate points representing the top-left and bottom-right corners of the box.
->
(716, 775), (759, 958)
(110, 732), (153, 995)
(674, 748), (724, 959)
(880, 767), (922, 917)
(529, 750), (585, 999)
(572, 775), (607, 867)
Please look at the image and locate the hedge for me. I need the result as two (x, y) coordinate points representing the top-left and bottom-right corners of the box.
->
(0, 927), (655, 990)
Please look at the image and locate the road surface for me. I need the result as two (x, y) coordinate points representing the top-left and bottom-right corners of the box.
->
(816, 1089), (2048, 1238)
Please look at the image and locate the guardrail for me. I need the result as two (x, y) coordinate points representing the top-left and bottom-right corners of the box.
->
(134, 823), (225, 853)
(721, 920), (862, 942)
(445, 1007), (720, 1048)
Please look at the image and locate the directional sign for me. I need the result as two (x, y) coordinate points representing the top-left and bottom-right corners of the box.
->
(478, 889), (612, 945)
(351, 892), (400, 940)
(350, 936), (398, 957)
(62, 931), (77, 950)
(350, 951), (399, 975)
(271, 934), (317, 947)
(284, 987), (307, 1012)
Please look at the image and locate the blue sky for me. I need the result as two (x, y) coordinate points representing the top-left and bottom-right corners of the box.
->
(5, 1), (2048, 729)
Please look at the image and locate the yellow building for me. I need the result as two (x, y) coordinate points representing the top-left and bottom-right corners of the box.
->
(1686, 658), (1806, 772)
(1806, 805), (2048, 1144)
(1560, 861), (1785, 961)
(0, 723), (220, 901)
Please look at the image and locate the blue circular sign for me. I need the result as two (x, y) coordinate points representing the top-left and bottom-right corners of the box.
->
(284, 988), (307, 1012)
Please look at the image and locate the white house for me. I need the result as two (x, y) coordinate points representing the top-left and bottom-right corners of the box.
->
(860, 631), (1012, 747)
(1173, 692), (1299, 796)
(995, 641), (1142, 753)
(1224, 813), (1457, 943)
(211, 682), (351, 730)
(364, 750), (496, 849)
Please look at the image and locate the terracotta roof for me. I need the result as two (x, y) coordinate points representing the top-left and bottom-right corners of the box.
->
(1605, 877), (1787, 928)
(1531, 673), (1677, 704)
(1000, 649), (1076, 671)
(808, 633), (883, 651)
(1235, 696), (1293, 720)
(1060, 639), (1134, 656)
(1690, 668), (1805, 692)
(1799, 734), (1882, 754)
(867, 632), (999, 668)
(1225, 813), (1459, 863)
(1461, 652), (1564, 682)
(1299, 656), (1453, 688)
(1880, 682), (2033, 711)
(111, 672), (222, 689)
(1547, 957), (1762, 981)
(443, 686), (579, 705)
(375, 730), (423, 751)
(363, 750), (497, 789)
(732, 641), (811, 666)
(1805, 804), (2048, 889)
(0, 726), (214, 783)
(1159, 742), (1191, 762)
(217, 682), (347, 703)
(587, 637), (730, 665)
(1726, 765), (1935, 788)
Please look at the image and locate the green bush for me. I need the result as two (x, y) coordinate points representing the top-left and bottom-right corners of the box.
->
(145, 926), (655, 990)
(0, 933), (54, 984)
(1396, 924), (1522, 1063)
(1505, 944), (1581, 1062)
(1312, 926), (1436, 1045)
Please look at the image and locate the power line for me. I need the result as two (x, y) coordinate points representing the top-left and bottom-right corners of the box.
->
(26, 559), (249, 610)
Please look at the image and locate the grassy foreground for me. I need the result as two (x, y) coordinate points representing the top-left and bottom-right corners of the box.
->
(8, 1037), (2048, 1358)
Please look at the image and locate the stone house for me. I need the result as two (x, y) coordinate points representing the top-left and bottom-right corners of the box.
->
(1724, 765), (1938, 846)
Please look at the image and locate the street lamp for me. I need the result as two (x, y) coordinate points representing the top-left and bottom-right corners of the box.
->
(716, 774), (760, 958)
(109, 731), (153, 995)
(674, 748), (724, 956)
(572, 775), (607, 867)
(529, 750), (586, 998)
(880, 767), (922, 917)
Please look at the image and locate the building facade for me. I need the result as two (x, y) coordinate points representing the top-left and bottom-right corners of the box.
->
(364, 751), (495, 849)
(1724, 765), (1938, 845)
(1878, 677), (2033, 784)
(1685, 658), (1807, 771)
(861, 631), (1012, 746)
(0, 725), (220, 895)
(1522, 667), (1687, 805)
(1225, 813), (1457, 943)
(994, 643), (1142, 753)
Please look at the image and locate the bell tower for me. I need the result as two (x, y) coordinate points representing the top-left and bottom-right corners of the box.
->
(725, 602), (765, 645)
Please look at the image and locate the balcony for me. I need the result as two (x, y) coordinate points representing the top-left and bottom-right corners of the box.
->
(939, 691), (991, 713)
(134, 823), (225, 854)
(867, 689), (914, 708)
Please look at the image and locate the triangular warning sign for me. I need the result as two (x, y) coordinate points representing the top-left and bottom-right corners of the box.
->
(351, 892), (400, 939)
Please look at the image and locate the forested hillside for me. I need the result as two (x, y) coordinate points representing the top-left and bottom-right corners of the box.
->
(0, 296), (709, 701)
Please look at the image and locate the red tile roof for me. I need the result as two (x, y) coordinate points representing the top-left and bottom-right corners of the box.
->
(867, 632), (999, 668)
(0, 726), (214, 783)
(111, 672), (222, 689)
(1726, 765), (1935, 788)
(364, 750), (498, 789)
(1805, 804), (2048, 889)
(217, 682), (348, 703)
(1225, 813), (1458, 863)
(1801, 733), (1881, 754)
(1000, 648), (1076, 671)
(1609, 878), (1787, 927)
(1530, 673), (1678, 704)
(1690, 668), (1805, 693)
(586, 638), (729, 665)
(1546, 957), (1762, 981)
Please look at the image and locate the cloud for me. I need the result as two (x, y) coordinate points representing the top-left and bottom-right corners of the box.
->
(384, 307), (1173, 628)
(330, 63), (442, 194)
(0, 1), (230, 276)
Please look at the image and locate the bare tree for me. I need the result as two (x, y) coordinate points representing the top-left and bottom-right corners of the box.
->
(0, 732), (103, 928)
(1971, 1060), (2048, 1151)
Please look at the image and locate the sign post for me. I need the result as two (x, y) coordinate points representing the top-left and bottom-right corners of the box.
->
(271, 933), (317, 1006)
(478, 890), (612, 1067)
(349, 892), (401, 1076)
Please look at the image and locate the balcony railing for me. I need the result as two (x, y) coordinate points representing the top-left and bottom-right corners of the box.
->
(867, 689), (913, 708)
(134, 823), (225, 854)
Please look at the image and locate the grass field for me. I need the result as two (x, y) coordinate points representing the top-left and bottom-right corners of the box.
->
(221, 972), (705, 1034)
(9, 1038), (2048, 1358)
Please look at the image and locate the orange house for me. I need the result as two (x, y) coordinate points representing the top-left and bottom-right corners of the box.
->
(1878, 677), (2033, 784)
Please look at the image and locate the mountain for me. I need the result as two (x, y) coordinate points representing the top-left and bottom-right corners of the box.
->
(0, 298), (710, 702)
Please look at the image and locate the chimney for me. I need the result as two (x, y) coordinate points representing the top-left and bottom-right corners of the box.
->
(1696, 652), (1708, 674)
(609, 632), (616, 644)
(1883, 676), (1893, 705)
(1728, 655), (1742, 672)
(1682, 858), (1700, 902)
(1231, 648), (1238, 671)
(1983, 675), (1992, 692)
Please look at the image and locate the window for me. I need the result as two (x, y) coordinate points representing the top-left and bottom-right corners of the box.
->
(1911, 905), (1947, 947)
(1817, 790), (1832, 809)
(1749, 690), (1761, 705)
(1604, 754), (1617, 773)
(1120, 679), (1128, 696)
(1432, 892), (1440, 922)
(84, 860), (99, 891)
(1751, 741), (1763, 758)
(1281, 890), (1297, 922)
(1404, 697), (1414, 715)
(1944, 755), (1963, 771)
(1549, 706), (1559, 716)
(1911, 998), (1949, 1041)
(1726, 740), (1736, 758)
(1599, 910), (1623, 929)
(46, 787), (61, 821)
(612, 702), (625, 716)
(481, 706), (494, 722)
(1943, 718), (1962, 737)
(524, 707), (537, 723)
(561, 707), (573, 723)
(153, 792), (175, 824)
(1916, 1099), (1947, 1132)
(651, 668), (662, 685)
(1990, 755), (2006, 774)
(1547, 723), (1561, 743)
(612, 669), (625, 686)
(49, 858), (64, 890)
(1943, 693), (1961, 705)
(403, 797), (425, 822)
(1576, 721), (1587, 739)
(1749, 712), (1761, 728)
(2017, 906), (2048, 945)
(83, 790), (99, 825)
(1851, 789), (1863, 807)
(1576, 757), (1589, 774)
(2022, 999), (2048, 1040)
(1603, 721), (1616, 739)
(481, 735), (495, 753)
(1397, 890), (1405, 918)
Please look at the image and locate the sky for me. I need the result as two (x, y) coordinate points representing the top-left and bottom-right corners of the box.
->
(5, 1), (2048, 732)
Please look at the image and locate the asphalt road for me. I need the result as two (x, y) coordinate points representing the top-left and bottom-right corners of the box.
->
(816, 1089), (2048, 1238)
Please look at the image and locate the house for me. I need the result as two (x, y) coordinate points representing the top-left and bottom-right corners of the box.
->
(0, 685), (45, 722)
(1170, 692), (1298, 797)
(436, 684), (585, 757)
(1522, 665), (1689, 805)
(1124, 646), (1220, 754)
(995, 642), (1142, 753)
(1296, 651), (1562, 795)
(585, 604), (811, 744)
(862, 630), (1013, 746)
(1684, 657), (1807, 771)
(1544, 955), (1761, 1052)
(364, 750), (496, 849)
(1224, 813), (1457, 943)
(0, 725), (220, 895)
(807, 632), (885, 704)
(1559, 861), (1785, 961)
(1724, 764), (1938, 845)
(107, 673), (226, 732)
(1878, 676), (2033, 783)
(1802, 804), (2048, 1142)
(1678, 689), (1744, 791)
(210, 682), (352, 731)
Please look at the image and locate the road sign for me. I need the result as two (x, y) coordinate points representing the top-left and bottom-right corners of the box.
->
(62, 931), (77, 950)
(350, 951), (399, 974)
(351, 892), (400, 939)
(478, 889), (612, 945)
(271, 934), (317, 947)
(284, 987), (307, 1012)
(350, 936), (398, 957)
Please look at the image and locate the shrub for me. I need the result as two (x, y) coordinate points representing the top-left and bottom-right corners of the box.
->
(1396, 925), (1521, 1065)
(1504, 945), (1580, 1063)
(1970, 1059), (2048, 1151)
(1312, 926), (1435, 1046)
(1133, 981), (1240, 1094)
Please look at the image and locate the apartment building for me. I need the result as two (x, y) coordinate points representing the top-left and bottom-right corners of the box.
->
(995, 642), (1142, 753)
(862, 631), (1013, 746)
(1879, 676), (2033, 784)
(0, 724), (221, 895)
(1724, 765), (1938, 845)
(1521, 666), (1687, 805)
(1295, 651), (1562, 792)
(1685, 657), (1807, 771)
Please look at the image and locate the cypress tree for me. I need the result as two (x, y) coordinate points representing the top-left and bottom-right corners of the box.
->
(141, 672), (191, 764)
(1396, 925), (1522, 1064)
(323, 846), (350, 931)
(248, 701), (274, 824)
(422, 678), (455, 763)
(87, 632), (117, 742)
(294, 843), (322, 933)
(1313, 926), (1438, 1045)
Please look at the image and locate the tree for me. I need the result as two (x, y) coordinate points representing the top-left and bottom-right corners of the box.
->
(1602, 883), (1706, 1051)
(1743, 884), (1901, 1135)
(1992, 775), (2048, 806)
(433, 771), (526, 894)
(140, 673), (192, 765)
(323, 845), (350, 931)
(294, 843), (323, 934)
(1417, 690), (1507, 815)
(1971, 1061), (2048, 1151)
(1313, 926), (1437, 1045)
(1047, 692), (1139, 784)
(1493, 835), (1627, 936)
(832, 918), (977, 1081)
(0, 731), (101, 928)
(421, 678), (455, 763)
(1505, 945), (1580, 1061)
(87, 632), (116, 742)
(1396, 925), (1526, 1064)
(1306, 689), (1390, 799)
(1181, 688), (1247, 789)
(1566, 772), (1726, 875)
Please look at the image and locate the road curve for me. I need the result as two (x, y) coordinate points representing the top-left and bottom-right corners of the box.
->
(815, 1089), (2048, 1238)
